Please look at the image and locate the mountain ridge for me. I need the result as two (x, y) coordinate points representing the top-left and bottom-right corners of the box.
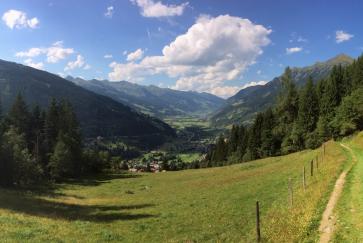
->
(67, 76), (226, 119)
(211, 54), (354, 127)
(0, 59), (175, 147)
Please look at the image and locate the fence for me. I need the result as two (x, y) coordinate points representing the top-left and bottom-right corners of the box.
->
(255, 144), (327, 242)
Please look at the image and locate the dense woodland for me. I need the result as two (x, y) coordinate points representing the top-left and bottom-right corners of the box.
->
(208, 54), (363, 166)
(0, 95), (115, 186)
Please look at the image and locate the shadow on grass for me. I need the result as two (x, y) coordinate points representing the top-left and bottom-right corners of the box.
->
(0, 172), (155, 222)
(0, 190), (156, 222)
(63, 172), (142, 187)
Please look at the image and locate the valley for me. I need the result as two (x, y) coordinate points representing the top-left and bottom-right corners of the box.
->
(1, 1), (363, 241)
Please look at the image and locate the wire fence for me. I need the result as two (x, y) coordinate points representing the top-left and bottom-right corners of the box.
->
(255, 143), (328, 242)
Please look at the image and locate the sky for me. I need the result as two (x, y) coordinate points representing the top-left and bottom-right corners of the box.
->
(1, 0), (362, 98)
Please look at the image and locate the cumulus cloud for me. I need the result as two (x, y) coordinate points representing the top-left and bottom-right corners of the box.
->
(65, 55), (85, 71)
(130, 0), (188, 18)
(335, 30), (354, 43)
(104, 6), (114, 18)
(209, 81), (267, 98)
(108, 15), (271, 95)
(286, 47), (303, 54)
(2, 9), (39, 29)
(126, 48), (144, 62)
(15, 41), (74, 63)
(209, 86), (241, 98)
(104, 54), (113, 59)
(24, 58), (44, 70)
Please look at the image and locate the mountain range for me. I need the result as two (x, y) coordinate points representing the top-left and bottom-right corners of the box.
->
(210, 54), (354, 127)
(0, 59), (175, 147)
(66, 76), (225, 119)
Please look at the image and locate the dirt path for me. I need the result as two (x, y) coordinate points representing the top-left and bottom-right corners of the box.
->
(318, 143), (355, 243)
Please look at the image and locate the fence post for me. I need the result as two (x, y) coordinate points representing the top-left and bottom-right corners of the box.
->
(303, 166), (306, 191)
(311, 160), (314, 176)
(289, 177), (293, 207)
(256, 201), (261, 242)
(324, 144), (326, 156)
(316, 157), (319, 170)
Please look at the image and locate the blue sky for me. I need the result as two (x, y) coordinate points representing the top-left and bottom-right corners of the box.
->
(1, 0), (362, 97)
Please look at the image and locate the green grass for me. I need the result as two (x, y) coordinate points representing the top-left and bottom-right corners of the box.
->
(163, 116), (210, 130)
(0, 141), (348, 242)
(178, 153), (201, 163)
(333, 132), (363, 242)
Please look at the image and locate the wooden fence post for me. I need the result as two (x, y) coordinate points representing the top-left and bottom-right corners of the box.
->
(311, 160), (314, 176)
(316, 157), (319, 170)
(256, 201), (261, 242)
(324, 144), (326, 156)
(303, 167), (306, 191)
(289, 177), (293, 207)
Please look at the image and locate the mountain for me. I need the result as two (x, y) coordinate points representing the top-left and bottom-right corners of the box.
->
(211, 54), (354, 127)
(0, 59), (175, 147)
(67, 77), (226, 118)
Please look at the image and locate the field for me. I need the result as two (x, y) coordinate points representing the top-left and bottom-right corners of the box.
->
(333, 132), (363, 242)
(0, 141), (349, 242)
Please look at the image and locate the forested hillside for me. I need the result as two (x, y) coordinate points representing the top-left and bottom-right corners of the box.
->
(0, 59), (175, 146)
(211, 54), (354, 127)
(208, 54), (363, 165)
(0, 96), (95, 186)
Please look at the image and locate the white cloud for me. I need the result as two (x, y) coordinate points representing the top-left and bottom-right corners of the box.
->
(131, 0), (188, 18)
(24, 58), (44, 70)
(65, 55), (85, 71)
(46, 42), (74, 63)
(104, 54), (113, 59)
(208, 81), (267, 98)
(109, 61), (152, 82)
(209, 86), (241, 98)
(286, 47), (303, 54)
(2, 9), (39, 29)
(336, 30), (354, 43)
(104, 6), (114, 18)
(84, 64), (91, 70)
(241, 80), (267, 89)
(109, 15), (271, 94)
(15, 41), (74, 63)
(126, 48), (144, 62)
(15, 47), (44, 58)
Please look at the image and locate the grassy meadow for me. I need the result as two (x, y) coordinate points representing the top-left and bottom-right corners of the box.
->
(0, 141), (349, 242)
(333, 132), (363, 242)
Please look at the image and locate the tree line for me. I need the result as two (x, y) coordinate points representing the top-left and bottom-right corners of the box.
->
(0, 95), (110, 187)
(207, 55), (363, 166)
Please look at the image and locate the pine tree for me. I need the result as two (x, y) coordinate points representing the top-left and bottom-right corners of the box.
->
(276, 67), (299, 124)
(246, 113), (264, 160)
(211, 135), (227, 164)
(49, 133), (73, 180)
(260, 108), (277, 157)
(44, 98), (59, 153)
(227, 125), (239, 154)
(297, 77), (319, 133)
(8, 93), (30, 139)
(236, 125), (248, 159)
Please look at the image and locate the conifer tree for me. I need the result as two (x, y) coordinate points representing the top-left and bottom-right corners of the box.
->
(297, 77), (319, 134)
(8, 93), (30, 138)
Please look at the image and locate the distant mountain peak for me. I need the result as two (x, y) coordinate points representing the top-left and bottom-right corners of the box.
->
(320, 53), (354, 66)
